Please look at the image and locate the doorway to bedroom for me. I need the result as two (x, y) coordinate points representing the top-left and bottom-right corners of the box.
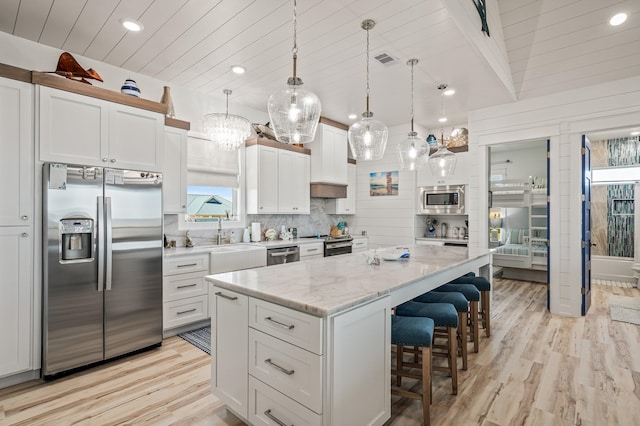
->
(488, 139), (549, 284)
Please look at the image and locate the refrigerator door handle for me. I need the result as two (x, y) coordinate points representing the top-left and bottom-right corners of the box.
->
(105, 196), (113, 291)
(97, 196), (105, 292)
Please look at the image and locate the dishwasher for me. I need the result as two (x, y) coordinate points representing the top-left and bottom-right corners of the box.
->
(267, 246), (300, 265)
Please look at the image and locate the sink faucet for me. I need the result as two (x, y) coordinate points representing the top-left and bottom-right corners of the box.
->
(216, 219), (223, 245)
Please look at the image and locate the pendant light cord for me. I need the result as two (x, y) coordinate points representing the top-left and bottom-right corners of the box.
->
(365, 24), (370, 114)
(410, 60), (415, 132)
(292, 0), (298, 79)
(223, 89), (231, 118)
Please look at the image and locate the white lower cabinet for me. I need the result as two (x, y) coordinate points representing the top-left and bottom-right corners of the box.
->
(211, 287), (391, 425)
(299, 242), (324, 261)
(352, 236), (368, 253)
(163, 254), (210, 331)
(249, 376), (322, 426)
(0, 227), (33, 378)
(211, 286), (249, 418)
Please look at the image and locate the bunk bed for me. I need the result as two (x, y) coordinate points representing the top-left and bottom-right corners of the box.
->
(490, 177), (548, 283)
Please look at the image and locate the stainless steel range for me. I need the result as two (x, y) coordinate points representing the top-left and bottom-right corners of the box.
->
(324, 235), (353, 257)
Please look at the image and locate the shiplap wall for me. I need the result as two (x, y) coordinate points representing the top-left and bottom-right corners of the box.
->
(348, 125), (422, 248)
(468, 74), (640, 317)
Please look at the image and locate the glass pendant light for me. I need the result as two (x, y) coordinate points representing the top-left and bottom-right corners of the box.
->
(397, 59), (429, 170)
(267, 0), (321, 144)
(428, 84), (457, 177)
(348, 19), (388, 161)
(204, 89), (251, 151)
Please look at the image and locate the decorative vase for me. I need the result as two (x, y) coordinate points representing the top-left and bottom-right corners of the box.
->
(121, 78), (140, 97)
(161, 86), (175, 118)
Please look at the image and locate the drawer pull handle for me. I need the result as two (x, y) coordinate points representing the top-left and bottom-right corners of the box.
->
(264, 409), (292, 426)
(177, 283), (197, 289)
(177, 263), (197, 268)
(177, 308), (196, 315)
(215, 291), (238, 301)
(264, 358), (295, 376)
(265, 316), (295, 330)
(306, 248), (318, 252)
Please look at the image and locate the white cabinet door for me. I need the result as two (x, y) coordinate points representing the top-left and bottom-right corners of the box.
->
(39, 86), (108, 167)
(109, 103), (164, 171)
(257, 145), (279, 213)
(417, 151), (469, 186)
(0, 227), (32, 378)
(283, 151), (310, 214)
(39, 86), (163, 171)
(163, 127), (187, 213)
(327, 163), (356, 215)
(211, 286), (249, 418)
(308, 124), (348, 185)
(0, 77), (33, 227)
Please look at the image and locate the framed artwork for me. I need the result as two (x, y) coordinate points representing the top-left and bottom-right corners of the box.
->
(370, 171), (399, 196)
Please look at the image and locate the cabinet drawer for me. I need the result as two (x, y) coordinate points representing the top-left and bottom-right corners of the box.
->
(250, 298), (322, 355)
(163, 296), (208, 330)
(249, 377), (322, 426)
(163, 271), (206, 302)
(299, 242), (323, 258)
(249, 329), (322, 413)
(164, 254), (209, 275)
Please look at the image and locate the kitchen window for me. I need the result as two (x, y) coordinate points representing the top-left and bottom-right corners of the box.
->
(178, 132), (245, 230)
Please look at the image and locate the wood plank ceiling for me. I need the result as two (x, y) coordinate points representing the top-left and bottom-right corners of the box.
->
(1, 0), (638, 130)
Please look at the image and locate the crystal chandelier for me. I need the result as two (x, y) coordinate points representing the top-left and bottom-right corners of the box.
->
(204, 89), (251, 151)
(348, 19), (388, 161)
(428, 84), (457, 177)
(267, 0), (321, 144)
(397, 59), (429, 170)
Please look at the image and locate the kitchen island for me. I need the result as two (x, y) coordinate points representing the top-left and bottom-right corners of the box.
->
(206, 245), (491, 426)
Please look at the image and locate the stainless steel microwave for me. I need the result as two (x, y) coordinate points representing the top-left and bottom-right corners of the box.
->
(419, 185), (466, 214)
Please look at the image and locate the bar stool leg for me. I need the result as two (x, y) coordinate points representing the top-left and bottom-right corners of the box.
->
(470, 301), (479, 353)
(448, 326), (458, 395)
(396, 345), (404, 386)
(457, 311), (468, 370)
(481, 290), (491, 337)
(422, 346), (432, 424)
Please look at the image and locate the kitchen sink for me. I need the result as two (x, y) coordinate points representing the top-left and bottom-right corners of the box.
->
(209, 244), (267, 274)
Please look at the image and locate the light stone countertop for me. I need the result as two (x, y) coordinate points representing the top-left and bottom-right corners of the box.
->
(163, 237), (325, 257)
(206, 245), (490, 317)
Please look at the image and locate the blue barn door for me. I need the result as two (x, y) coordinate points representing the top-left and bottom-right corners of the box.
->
(581, 136), (592, 315)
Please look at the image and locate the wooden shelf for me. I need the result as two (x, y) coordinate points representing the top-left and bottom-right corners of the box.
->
(245, 137), (311, 155)
(31, 71), (168, 114)
(429, 145), (469, 154)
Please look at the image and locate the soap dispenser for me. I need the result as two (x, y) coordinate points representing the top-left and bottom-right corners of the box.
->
(242, 227), (251, 243)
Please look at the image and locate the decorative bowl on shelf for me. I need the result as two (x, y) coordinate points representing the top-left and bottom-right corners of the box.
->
(121, 78), (141, 97)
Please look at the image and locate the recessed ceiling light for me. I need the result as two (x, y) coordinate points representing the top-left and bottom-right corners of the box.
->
(231, 65), (246, 75)
(609, 12), (627, 26)
(438, 117), (448, 123)
(348, 113), (358, 120)
(631, 131), (640, 136)
(121, 19), (143, 32)
(443, 88), (455, 96)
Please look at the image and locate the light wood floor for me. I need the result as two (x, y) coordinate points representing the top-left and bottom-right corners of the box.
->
(0, 280), (638, 426)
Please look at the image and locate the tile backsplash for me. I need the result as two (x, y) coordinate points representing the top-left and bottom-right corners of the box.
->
(164, 198), (348, 247)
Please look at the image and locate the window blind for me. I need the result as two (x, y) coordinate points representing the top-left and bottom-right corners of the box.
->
(187, 131), (240, 188)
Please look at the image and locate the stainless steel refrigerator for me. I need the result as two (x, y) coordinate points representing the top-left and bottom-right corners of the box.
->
(43, 163), (163, 377)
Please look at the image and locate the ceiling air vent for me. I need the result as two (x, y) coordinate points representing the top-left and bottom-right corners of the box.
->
(374, 52), (397, 65)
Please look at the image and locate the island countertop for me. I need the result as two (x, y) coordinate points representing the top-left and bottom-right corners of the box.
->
(206, 245), (491, 317)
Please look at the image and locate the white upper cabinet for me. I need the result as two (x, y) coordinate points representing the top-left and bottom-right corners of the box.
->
(162, 126), (188, 213)
(417, 151), (469, 187)
(306, 123), (348, 185)
(39, 86), (164, 171)
(0, 77), (33, 227)
(327, 163), (357, 215)
(246, 142), (310, 214)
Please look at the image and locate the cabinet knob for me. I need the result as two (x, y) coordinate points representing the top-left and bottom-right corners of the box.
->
(21, 232), (28, 237)
(260, 206), (263, 210)
(102, 158), (108, 162)
(110, 159), (117, 163)
(21, 215), (28, 220)
(182, 204), (186, 208)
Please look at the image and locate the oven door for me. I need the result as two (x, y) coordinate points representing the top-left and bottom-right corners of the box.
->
(324, 242), (353, 257)
(419, 185), (465, 214)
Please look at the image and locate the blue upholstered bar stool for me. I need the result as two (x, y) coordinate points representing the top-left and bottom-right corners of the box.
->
(391, 315), (435, 426)
(395, 301), (458, 395)
(433, 284), (481, 353)
(449, 274), (492, 337)
(413, 291), (469, 370)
